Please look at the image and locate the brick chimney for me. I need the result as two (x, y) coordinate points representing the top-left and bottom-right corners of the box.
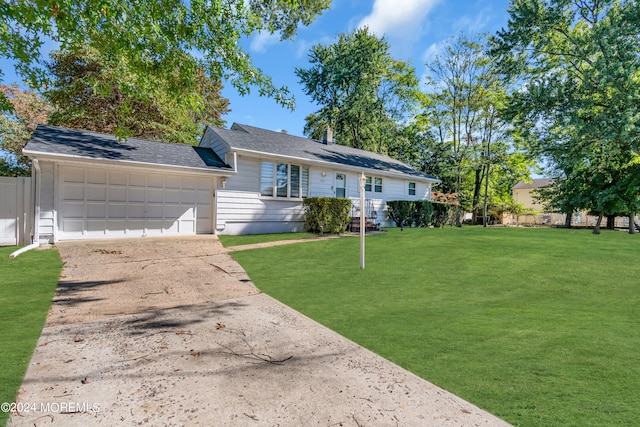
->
(323, 126), (333, 145)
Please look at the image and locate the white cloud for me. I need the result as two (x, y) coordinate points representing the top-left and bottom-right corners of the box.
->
(357, 0), (441, 37)
(250, 31), (280, 53)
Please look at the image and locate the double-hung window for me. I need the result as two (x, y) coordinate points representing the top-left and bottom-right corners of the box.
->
(408, 182), (416, 196)
(260, 161), (309, 198)
(364, 176), (383, 193)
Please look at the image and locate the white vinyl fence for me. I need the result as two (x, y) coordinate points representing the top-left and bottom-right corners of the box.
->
(0, 176), (32, 246)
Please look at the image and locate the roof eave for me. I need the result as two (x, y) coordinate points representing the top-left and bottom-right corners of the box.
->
(230, 147), (439, 183)
(24, 150), (236, 175)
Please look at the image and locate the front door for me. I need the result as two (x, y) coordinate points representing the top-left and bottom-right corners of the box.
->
(335, 173), (346, 198)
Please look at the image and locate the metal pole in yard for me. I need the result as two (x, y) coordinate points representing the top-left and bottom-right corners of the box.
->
(359, 172), (366, 269)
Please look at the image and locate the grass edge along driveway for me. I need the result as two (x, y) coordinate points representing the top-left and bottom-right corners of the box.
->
(228, 227), (640, 427)
(0, 247), (62, 426)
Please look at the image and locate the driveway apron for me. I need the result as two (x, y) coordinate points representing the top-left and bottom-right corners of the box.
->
(9, 236), (510, 426)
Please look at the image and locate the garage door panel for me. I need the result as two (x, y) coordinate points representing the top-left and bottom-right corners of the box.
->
(87, 204), (107, 218)
(165, 176), (181, 189)
(148, 175), (164, 187)
(109, 187), (126, 202)
(62, 219), (84, 233)
(109, 171), (127, 186)
(108, 204), (126, 218)
(129, 173), (146, 187)
(181, 191), (196, 204)
(86, 220), (107, 233)
(197, 206), (211, 219)
(165, 190), (180, 204)
(59, 166), (212, 240)
(64, 167), (85, 183)
(128, 188), (145, 202)
(87, 170), (107, 184)
(62, 203), (84, 218)
(63, 185), (84, 201)
(87, 186), (106, 201)
(127, 204), (146, 218)
(147, 189), (164, 203)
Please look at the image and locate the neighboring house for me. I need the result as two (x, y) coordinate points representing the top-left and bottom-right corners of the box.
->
(23, 124), (439, 242)
(511, 178), (601, 226)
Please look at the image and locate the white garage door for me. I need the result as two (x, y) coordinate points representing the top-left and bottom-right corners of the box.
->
(58, 166), (213, 240)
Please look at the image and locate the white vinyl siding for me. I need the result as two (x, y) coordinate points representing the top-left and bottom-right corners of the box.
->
(216, 190), (305, 235)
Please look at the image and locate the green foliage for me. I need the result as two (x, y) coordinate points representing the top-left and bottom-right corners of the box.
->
(1, 0), (330, 111)
(303, 197), (351, 235)
(45, 48), (230, 143)
(0, 84), (52, 176)
(412, 200), (434, 227)
(296, 27), (419, 153)
(423, 33), (521, 225)
(231, 227), (640, 427)
(386, 200), (414, 230)
(432, 203), (455, 227)
(387, 200), (435, 229)
(490, 0), (640, 234)
(0, 248), (62, 426)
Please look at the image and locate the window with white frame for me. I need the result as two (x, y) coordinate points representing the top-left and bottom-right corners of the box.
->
(374, 177), (382, 193)
(260, 161), (309, 198)
(364, 176), (383, 193)
(408, 182), (416, 196)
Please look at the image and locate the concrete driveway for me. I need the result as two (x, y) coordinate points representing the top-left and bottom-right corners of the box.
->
(9, 236), (510, 426)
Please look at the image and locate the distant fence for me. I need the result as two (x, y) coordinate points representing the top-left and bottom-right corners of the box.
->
(0, 176), (32, 246)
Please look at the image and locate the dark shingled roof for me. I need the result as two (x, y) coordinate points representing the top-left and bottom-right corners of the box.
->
(24, 125), (231, 172)
(513, 178), (554, 189)
(208, 123), (439, 181)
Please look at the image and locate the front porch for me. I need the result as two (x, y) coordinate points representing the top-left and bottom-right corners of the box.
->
(349, 198), (381, 232)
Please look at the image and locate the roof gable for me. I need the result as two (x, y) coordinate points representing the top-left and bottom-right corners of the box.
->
(24, 125), (231, 172)
(207, 123), (439, 182)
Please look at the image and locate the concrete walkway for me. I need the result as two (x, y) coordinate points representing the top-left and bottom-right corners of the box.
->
(9, 236), (510, 426)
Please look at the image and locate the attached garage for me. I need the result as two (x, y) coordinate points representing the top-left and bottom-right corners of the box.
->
(58, 165), (214, 240)
(24, 126), (234, 243)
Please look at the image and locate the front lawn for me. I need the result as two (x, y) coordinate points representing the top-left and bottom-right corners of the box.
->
(0, 247), (62, 426)
(230, 227), (640, 427)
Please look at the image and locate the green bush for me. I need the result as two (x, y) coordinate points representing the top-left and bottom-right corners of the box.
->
(387, 200), (414, 230)
(413, 200), (434, 227)
(387, 200), (436, 229)
(303, 197), (352, 235)
(432, 203), (455, 227)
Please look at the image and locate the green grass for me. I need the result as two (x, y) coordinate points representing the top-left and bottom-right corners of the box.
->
(0, 247), (63, 426)
(218, 231), (319, 247)
(230, 227), (640, 427)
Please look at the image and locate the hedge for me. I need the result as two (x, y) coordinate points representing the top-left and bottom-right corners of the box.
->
(303, 197), (352, 235)
(386, 200), (435, 229)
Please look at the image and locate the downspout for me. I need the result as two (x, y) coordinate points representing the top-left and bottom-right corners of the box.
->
(10, 159), (41, 258)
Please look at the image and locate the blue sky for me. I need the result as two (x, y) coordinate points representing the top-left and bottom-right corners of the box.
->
(223, 0), (513, 136)
(1, 0), (514, 137)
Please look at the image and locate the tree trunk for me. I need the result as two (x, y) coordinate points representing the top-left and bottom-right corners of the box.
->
(593, 212), (604, 234)
(606, 215), (615, 230)
(564, 210), (573, 228)
(482, 163), (490, 228)
(629, 214), (636, 235)
(472, 168), (482, 224)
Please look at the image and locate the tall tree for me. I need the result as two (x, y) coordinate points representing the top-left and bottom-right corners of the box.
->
(0, 84), (52, 175)
(296, 27), (419, 153)
(1, 0), (330, 111)
(423, 33), (494, 226)
(45, 49), (230, 144)
(490, 0), (640, 234)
